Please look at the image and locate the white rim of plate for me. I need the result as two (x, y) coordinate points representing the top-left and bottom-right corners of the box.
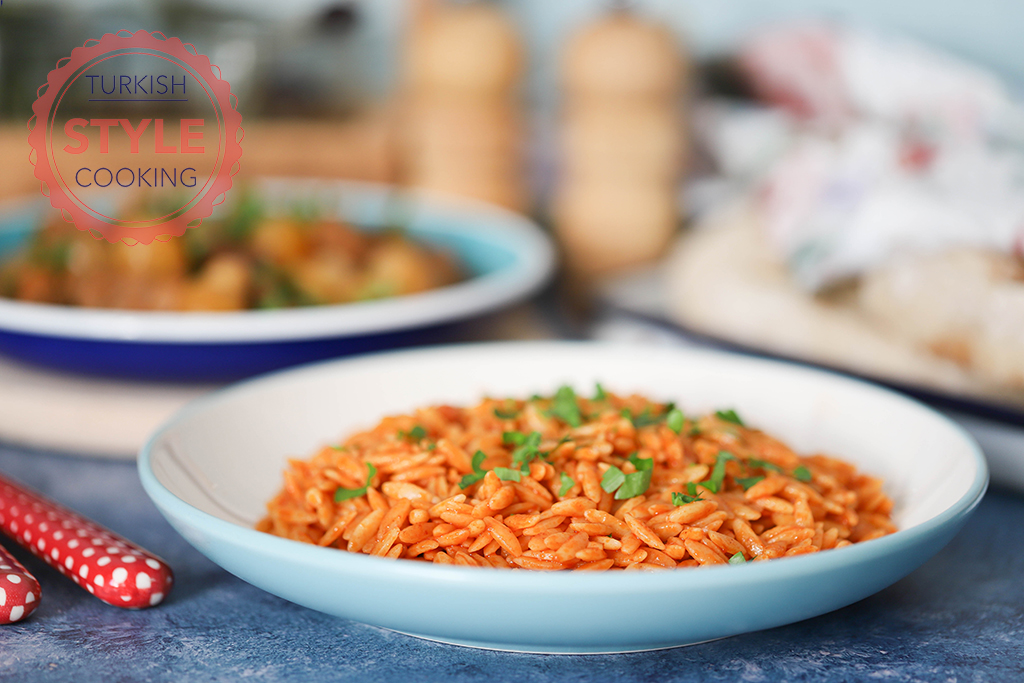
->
(139, 341), (989, 589)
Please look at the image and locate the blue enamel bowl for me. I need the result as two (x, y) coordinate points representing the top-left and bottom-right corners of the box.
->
(0, 181), (555, 381)
(139, 342), (988, 653)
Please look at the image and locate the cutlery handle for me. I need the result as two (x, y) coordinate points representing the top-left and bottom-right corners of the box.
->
(0, 473), (173, 609)
(0, 542), (40, 624)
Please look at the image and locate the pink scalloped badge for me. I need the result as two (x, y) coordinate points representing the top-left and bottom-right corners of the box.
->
(28, 30), (243, 244)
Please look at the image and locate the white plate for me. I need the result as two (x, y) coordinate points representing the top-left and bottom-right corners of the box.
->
(0, 181), (556, 380)
(140, 342), (987, 653)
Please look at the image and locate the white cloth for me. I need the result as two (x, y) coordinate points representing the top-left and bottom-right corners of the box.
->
(725, 22), (1024, 290)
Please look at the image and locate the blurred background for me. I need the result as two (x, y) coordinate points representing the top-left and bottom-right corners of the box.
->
(3, 0), (1024, 482)
(5, 0), (1024, 212)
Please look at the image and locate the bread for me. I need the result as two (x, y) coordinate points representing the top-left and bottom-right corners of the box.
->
(859, 249), (1024, 388)
(665, 203), (1024, 404)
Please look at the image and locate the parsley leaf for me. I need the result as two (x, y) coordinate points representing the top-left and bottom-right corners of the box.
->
(700, 451), (737, 494)
(593, 454), (656, 500)
(729, 552), (747, 565)
(672, 491), (704, 505)
(793, 466), (813, 483)
(493, 467), (522, 482)
(398, 425), (427, 442)
(601, 466), (626, 493)
(458, 451), (488, 489)
(630, 407), (663, 428)
(510, 431), (543, 469)
(620, 405), (673, 429)
(735, 476), (765, 491)
(330, 444), (348, 452)
(594, 383), (607, 401)
(551, 386), (583, 427)
(559, 472), (576, 497)
(666, 408), (685, 434)
(715, 409), (745, 426)
(686, 482), (700, 497)
(334, 463), (377, 502)
(746, 458), (782, 473)
(503, 431), (527, 445)
(494, 407), (519, 419)
(615, 453), (654, 499)
(628, 452), (654, 471)
(616, 471), (651, 499)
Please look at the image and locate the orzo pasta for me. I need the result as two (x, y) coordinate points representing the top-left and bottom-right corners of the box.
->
(258, 386), (896, 570)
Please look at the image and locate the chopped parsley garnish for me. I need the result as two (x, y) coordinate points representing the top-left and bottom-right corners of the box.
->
(746, 458), (782, 473)
(334, 463), (377, 502)
(594, 383), (608, 401)
(224, 190), (263, 242)
(290, 196), (323, 224)
(666, 408), (685, 434)
(599, 455), (654, 500)
(793, 466), (813, 483)
(255, 265), (318, 308)
(699, 451), (737, 494)
(601, 466), (626, 494)
(559, 473), (575, 497)
(550, 386), (583, 428)
(330, 444), (348, 452)
(618, 403), (675, 430)
(715, 409), (745, 426)
(686, 482), (700, 497)
(688, 426), (702, 437)
(735, 476), (765, 491)
(30, 241), (72, 271)
(630, 407), (663, 428)
(355, 280), (397, 302)
(494, 407), (520, 419)
(616, 454), (653, 499)
(627, 452), (648, 469)
(503, 431), (527, 445)
(493, 467), (522, 482)
(509, 431), (543, 469)
(728, 552), (747, 565)
(398, 425), (427, 442)
(672, 491), (703, 505)
(459, 451), (488, 489)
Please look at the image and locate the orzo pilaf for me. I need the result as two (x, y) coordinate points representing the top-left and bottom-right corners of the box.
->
(258, 386), (896, 570)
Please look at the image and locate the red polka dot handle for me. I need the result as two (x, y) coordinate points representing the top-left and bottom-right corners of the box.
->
(0, 541), (40, 624)
(0, 472), (173, 609)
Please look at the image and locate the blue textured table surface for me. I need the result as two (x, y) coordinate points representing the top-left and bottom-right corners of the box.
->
(0, 444), (1021, 683)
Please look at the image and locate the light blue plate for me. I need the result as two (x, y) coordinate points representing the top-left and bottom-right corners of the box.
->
(0, 181), (555, 381)
(138, 342), (987, 653)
